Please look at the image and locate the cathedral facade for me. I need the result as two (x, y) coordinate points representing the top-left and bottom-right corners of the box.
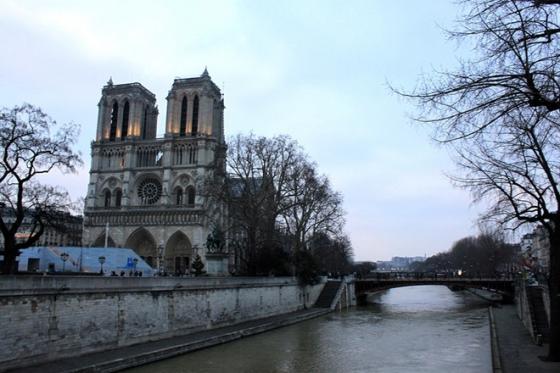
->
(82, 70), (228, 275)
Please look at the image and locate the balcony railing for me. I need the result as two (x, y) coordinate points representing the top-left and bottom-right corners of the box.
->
(84, 208), (204, 226)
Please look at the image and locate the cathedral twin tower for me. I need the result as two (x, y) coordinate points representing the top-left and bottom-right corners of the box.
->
(83, 69), (228, 275)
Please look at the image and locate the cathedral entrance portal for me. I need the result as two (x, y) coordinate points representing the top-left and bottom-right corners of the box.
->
(125, 228), (157, 268)
(165, 231), (192, 275)
(92, 234), (116, 247)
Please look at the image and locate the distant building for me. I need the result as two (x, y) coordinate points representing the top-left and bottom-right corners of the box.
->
(0, 210), (82, 250)
(376, 255), (426, 271)
(520, 233), (535, 254)
(532, 226), (550, 273)
(519, 227), (550, 274)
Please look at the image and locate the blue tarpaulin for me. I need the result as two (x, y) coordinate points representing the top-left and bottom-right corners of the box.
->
(17, 246), (155, 276)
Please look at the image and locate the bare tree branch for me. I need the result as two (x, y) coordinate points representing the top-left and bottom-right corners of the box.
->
(0, 104), (82, 274)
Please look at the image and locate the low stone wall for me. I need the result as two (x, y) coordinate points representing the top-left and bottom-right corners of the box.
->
(466, 288), (503, 302)
(541, 283), (551, 323)
(0, 276), (324, 371)
(515, 281), (535, 339)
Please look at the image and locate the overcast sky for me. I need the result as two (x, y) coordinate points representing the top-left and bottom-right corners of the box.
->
(0, 0), (485, 261)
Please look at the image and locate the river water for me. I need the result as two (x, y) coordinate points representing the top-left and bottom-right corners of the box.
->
(127, 285), (491, 373)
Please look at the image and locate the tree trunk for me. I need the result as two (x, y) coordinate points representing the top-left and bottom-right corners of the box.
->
(246, 227), (258, 276)
(548, 230), (560, 361)
(1, 241), (18, 274)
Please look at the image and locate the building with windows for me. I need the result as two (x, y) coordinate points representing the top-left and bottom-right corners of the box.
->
(0, 210), (82, 250)
(532, 226), (550, 273)
(82, 69), (228, 275)
(519, 227), (551, 275)
(376, 256), (426, 271)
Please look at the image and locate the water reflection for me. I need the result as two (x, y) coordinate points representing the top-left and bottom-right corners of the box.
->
(126, 285), (491, 373)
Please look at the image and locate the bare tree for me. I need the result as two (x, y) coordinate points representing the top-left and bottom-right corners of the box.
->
(396, 0), (560, 360)
(203, 133), (348, 277)
(415, 232), (516, 276)
(203, 133), (304, 274)
(0, 104), (82, 274)
(280, 160), (345, 253)
(310, 232), (353, 275)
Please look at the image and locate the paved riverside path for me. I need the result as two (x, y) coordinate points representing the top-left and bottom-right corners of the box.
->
(7, 308), (329, 373)
(493, 305), (560, 373)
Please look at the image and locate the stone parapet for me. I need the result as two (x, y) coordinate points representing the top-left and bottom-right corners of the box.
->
(0, 276), (301, 296)
(0, 276), (324, 371)
(84, 209), (203, 227)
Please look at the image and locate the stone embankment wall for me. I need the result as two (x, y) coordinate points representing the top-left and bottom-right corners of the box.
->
(0, 276), (323, 371)
(515, 281), (535, 337)
(333, 279), (357, 310)
(541, 283), (550, 322)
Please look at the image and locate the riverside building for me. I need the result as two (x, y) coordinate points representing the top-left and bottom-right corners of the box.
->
(82, 69), (228, 275)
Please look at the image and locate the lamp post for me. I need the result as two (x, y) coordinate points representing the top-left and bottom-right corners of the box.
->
(98, 256), (106, 275)
(157, 243), (164, 275)
(60, 252), (69, 272)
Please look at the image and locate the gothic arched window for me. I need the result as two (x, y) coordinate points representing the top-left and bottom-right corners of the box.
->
(180, 96), (187, 136)
(188, 146), (197, 164)
(142, 106), (148, 140)
(115, 189), (122, 207)
(186, 186), (195, 206)
(176, 188), (183, 205)
(109, 102), (118, 141)
(121, 101), (130, 138)
(104, 190), (111, 207)
(191, 95), (199, 135)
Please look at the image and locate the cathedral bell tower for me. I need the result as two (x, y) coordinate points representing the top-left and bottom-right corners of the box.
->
(164, 67), (224, 141)
(95, 78), (158, 142)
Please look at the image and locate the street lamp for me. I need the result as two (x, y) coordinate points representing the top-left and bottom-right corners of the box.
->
(157, 244), (164, 275)
(98, 256), (106, 275)
(60, 252), (69, 272)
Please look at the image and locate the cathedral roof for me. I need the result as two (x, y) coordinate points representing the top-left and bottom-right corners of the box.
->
(171, 68), (221, 95)
(102, 82), (156, 100)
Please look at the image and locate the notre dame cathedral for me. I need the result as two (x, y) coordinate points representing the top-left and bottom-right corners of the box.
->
(82, 69), (228, 275)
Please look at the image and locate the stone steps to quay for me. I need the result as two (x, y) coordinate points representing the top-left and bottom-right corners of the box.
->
(527, 286), (550, 343)
(314, 280), (342, 308)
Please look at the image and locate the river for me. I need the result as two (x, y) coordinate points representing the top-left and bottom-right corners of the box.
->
(126, 285), (491, 372)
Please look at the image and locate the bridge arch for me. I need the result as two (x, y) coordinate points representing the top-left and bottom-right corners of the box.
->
(354, 278), (514, 305)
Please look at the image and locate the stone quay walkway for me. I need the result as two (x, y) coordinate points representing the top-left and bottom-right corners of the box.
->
(492, 304), (560, 373)
(6, 308), (329, 373)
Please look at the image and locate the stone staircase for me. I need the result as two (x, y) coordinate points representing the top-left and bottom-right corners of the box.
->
(527, 286), (550, 343)
(315, 280), (342, 308)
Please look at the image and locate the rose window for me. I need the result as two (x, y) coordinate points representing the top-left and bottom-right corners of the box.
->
(137, 178), (162, 205)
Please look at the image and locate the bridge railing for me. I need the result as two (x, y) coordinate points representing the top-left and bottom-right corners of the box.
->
(360, 271), (519, 281)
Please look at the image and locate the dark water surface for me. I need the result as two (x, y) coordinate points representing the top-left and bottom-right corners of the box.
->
(126, 285), (491, 373)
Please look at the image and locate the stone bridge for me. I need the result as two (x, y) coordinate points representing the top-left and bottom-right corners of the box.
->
(354, 277), (515, 305)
